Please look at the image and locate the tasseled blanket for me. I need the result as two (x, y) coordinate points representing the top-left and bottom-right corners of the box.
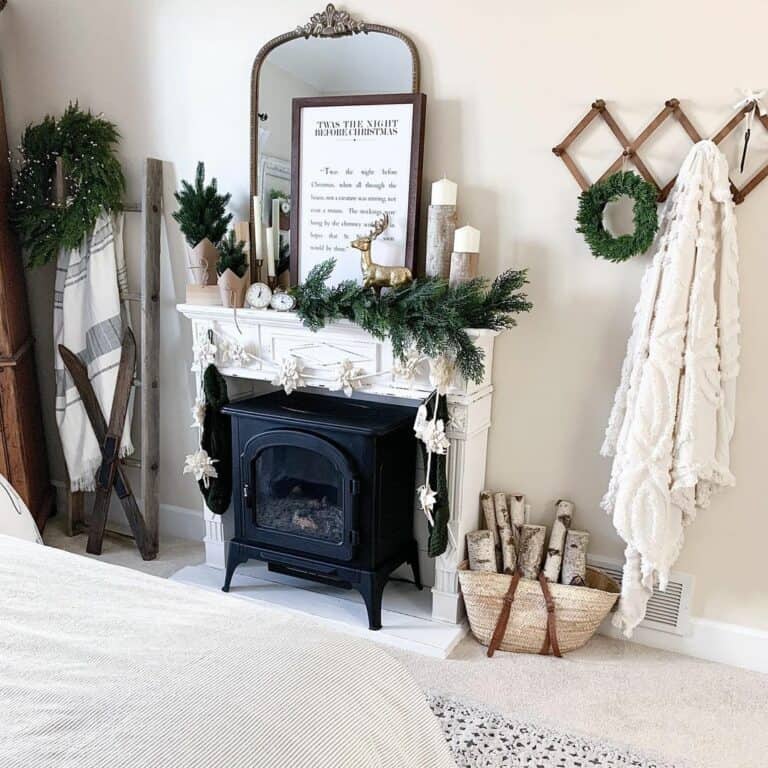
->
(601, 140), (740, 636)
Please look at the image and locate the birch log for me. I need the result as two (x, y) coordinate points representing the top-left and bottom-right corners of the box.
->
(493, 493), (511, 529)
(542, 499), (574, 582)
(561, 529), (589, 586)
(508, 494), (526, 540)
(480, 491), (502, 570)
(466, 530), (498, 572)
(499, 525), (517, 573)
(518, 524), (547, 579)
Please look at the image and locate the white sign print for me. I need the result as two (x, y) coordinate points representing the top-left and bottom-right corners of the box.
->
(297, 101), (415, 285)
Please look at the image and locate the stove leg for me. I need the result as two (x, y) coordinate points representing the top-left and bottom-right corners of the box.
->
(222, 543), (246, 592)
(408, 540), (423, 591)
(360, 573), (385, 631)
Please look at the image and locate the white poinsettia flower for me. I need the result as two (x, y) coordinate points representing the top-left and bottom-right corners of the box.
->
(193, 338), (217, 367)
(190, 398), (206, 429)
(393, 347), (423, 382)
(272, 355), (305, 395)
(428, 355), (455, 395)
(183, 449), (218, 488)
(334, 358), (363, 397)
(420, 418), (451, 455)
(221, 340), (249, 368)
(417, 484), (437, 526)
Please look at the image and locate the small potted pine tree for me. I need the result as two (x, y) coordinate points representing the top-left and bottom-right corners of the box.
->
(216, 230), (249, 308)
(173, 161), (232, 291)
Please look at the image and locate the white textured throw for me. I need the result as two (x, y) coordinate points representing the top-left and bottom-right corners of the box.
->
(0, 537), (455, 768)
(601, 141), (740, 636)
(54, 214), (133, 490)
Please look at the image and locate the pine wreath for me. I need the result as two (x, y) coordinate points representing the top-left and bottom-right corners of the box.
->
(575, 171), (658, 263)
(10, 103), (125, 268)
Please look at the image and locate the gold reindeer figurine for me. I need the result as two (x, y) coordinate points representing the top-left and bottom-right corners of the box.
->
(350, 214), (412, 295)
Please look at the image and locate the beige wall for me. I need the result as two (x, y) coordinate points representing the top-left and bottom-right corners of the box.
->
(1, 0), (766, 630)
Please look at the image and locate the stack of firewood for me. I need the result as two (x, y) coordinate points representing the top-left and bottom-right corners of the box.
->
(465, 492), (590, 585)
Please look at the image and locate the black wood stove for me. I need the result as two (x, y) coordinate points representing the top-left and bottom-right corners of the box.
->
(221, 390), (421, 630)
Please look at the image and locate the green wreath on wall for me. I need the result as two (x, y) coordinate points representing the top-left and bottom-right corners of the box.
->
(10, 103), (125, 268)
(575, 171), (659, 263)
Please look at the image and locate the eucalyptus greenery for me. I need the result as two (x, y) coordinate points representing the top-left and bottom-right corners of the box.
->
(10, 103), (125, 268)
(575, 171), (659, 263)
(292, 259), (532, 383)
(172, 161), (232, 248)
(216, 230), (248, 278)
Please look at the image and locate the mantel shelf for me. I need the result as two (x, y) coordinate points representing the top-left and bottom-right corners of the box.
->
(176, 303), (498, 404)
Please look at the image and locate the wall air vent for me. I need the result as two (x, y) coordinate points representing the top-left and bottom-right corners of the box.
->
(588, 555), (694, 636)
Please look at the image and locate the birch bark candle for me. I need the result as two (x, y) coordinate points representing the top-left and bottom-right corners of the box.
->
(561, 529), (590, 586)
(450, 225), (481, 287)
(426, 178), (458, 278)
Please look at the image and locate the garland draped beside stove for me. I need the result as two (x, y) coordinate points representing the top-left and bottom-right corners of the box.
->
(222, 390), (421, 630)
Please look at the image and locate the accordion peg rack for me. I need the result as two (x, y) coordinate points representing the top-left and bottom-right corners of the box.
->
(553, 97), (768, 204)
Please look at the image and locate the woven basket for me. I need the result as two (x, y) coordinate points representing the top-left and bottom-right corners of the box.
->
(458, 561), (619, 655)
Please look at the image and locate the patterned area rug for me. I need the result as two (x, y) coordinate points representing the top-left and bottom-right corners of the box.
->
(427, 694), (676, 768)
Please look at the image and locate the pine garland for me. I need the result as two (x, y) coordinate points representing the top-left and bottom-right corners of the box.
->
(292, 259), (532, 383)
(172, 161), (232, 248)
(216, 230), (248, 277)
(10, 103), (125, 268)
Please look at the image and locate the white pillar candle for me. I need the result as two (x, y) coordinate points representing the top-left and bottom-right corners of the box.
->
(454, 225), (480, 253)
(431, 177), (458, 206)
(265, 227), (276, 277)
(252, 196), (264, 263)
(271, 198), (282, 278)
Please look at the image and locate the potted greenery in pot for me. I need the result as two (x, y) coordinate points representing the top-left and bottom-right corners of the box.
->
(216, 230), (249, 308)
(173, 161), (232, 295)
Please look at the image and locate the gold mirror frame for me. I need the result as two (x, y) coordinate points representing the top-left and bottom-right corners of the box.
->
(249, 3), (421, 276)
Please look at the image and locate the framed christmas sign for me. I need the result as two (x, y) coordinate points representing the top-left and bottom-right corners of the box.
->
(290, 93), (426, 285)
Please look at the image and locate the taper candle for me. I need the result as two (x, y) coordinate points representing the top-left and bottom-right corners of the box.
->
(252, 196), (264, 264)
(265, 227), (276, 278)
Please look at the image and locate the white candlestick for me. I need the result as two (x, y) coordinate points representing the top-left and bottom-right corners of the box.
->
(252, 196), (264, 263)
(265, 227), (276, 277)
(431, 177), (457, 206)
(271, 198), (281, 279)
(453, 225), (481, 253)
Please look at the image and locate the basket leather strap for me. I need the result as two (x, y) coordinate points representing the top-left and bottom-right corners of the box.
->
(537, 573), (562, 658)
(487, 569), (523, 658)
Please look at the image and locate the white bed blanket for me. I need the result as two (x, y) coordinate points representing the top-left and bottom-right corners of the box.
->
(0, 537), (455, 768)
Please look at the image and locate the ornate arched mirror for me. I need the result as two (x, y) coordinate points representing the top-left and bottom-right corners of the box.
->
(250, 4), (424, 286)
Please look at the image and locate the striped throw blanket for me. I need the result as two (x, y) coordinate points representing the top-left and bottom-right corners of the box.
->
(54, 214), (133, 491)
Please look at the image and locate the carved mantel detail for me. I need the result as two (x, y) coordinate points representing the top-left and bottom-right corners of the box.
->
(296, 4), (366, 38)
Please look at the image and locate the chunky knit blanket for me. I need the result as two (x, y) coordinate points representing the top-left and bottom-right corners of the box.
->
(601, 141), (740, 635)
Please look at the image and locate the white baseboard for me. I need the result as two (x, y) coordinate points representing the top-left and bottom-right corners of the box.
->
(599, 616), (768, 674)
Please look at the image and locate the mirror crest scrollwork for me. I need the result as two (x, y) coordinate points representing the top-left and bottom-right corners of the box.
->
(250, 5), (421, 279)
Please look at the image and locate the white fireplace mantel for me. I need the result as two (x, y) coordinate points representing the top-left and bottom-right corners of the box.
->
(177, 303), (497, 625)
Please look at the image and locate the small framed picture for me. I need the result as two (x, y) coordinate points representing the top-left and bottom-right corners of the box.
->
(291, 93), (426, 285)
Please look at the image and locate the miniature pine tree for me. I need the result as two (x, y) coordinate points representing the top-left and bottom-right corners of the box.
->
(172, 161), (232, 248)
(216, 230), (248, 277)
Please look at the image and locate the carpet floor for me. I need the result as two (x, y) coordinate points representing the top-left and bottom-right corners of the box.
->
(44, 519), (768, 768)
